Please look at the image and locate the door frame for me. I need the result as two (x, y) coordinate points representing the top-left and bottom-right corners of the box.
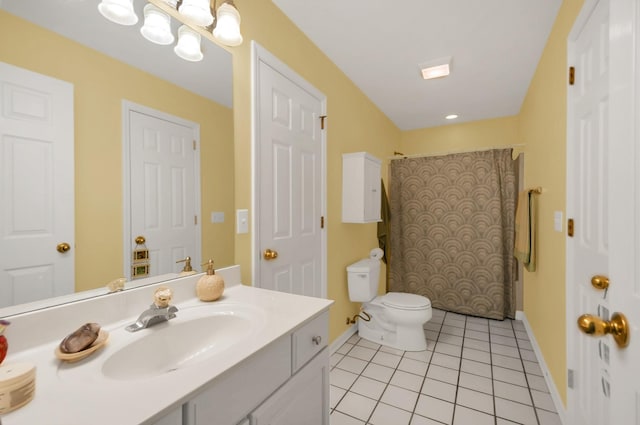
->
(121, 100), (202, 279)
(250, 41), (327, 297)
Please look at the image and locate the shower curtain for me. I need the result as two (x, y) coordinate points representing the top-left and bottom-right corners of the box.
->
(388, 149), (517, 320)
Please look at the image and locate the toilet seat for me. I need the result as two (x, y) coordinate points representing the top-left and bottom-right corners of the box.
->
(374, 292), (431, 310)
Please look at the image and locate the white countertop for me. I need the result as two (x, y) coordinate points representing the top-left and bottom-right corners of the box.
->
(1, 269), (333, 425)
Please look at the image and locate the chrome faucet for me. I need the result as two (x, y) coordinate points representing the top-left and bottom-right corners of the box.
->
(126, 286), (178, 332)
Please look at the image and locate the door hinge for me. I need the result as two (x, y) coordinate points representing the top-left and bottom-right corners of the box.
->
(567, 218), (574, 237)
(569, 66), (575, 85)
(195, 215), (198, 225)
(193, 140), (197, 150)
(321, 216), (325, 229)
(320, 115), (327, 130)
(568, 369), (575, 389)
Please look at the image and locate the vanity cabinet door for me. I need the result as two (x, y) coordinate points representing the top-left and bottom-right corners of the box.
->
(150, 406), (183, 425)
(249, 347), (329, 425)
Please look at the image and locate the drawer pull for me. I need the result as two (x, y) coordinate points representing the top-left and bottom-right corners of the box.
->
(312, 336), (322, 346)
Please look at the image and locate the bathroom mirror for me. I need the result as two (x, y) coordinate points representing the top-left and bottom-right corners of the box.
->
(0, 0), (235, 316)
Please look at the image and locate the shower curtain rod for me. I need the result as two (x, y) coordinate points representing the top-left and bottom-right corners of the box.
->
(389, 144), (525, 160)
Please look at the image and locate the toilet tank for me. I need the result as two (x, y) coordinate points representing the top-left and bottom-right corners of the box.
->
(347, 259), (380, 302)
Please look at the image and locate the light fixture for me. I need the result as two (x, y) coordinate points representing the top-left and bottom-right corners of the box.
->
(178, 0), (214, 27)
(445, 114), (458, 120)
(212, 0), (243, 47)
(140, 4), (175, 45)
(98, 0), (139, 26)
(174, 25), (204, 62)
(419, 56), (452, 80)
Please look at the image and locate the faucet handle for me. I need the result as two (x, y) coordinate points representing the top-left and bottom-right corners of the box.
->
(153, 286), (173, 308)
(176, 256), (193, 272)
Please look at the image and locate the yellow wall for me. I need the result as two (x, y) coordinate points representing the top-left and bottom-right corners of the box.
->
(518, 0), (584, 405)
(0, 11), (235, 291)
(230, 1), (402, 342)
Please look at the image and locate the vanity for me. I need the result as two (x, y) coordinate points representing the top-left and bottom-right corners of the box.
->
(0, 266), (333, 425)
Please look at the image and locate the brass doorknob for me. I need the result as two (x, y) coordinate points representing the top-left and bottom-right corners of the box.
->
(263, 249), (278, 260)
(56, 242), (71, 253)
(577, 312), (629, 348)
(591, 275), (610, 291)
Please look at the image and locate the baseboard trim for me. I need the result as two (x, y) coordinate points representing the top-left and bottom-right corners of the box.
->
(518, 311), (567, 425)
(330, 324), (358, 354)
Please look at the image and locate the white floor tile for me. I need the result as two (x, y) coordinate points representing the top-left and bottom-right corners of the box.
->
(465, 329), (490, 341)
(467, 316), (489, 325)
(371, 351), (402, 368)
(463, 338), (491, 352)
(410, 414), (446, 425)
(491, 342), (521, 358)
(458, 371), (493, 394)
(361, 362), (394, 383)
(460, 358), (492, 378)
(356, 338), (381, 350)
(380, 345), (404, 356)
(330, 385), (347, 409)
(515, 330), (529, 340)
(465, 321), (489, 332)
(430, 352), (460, 370)
(491, 326), (515, 337)
(424, 322), (442, 332)
(444, 317), (466, 329)
(518, 339), (534, 350)
(331, 368), (359, 390)
(347, 334), (361, 344)
(438, 333), (464, 346)
(404, 349), (432, 363)
(337, 342), (354, 355)
(537, 408), (562, 425)
(491, 334), (518, 347)
(453, 405), (495, 425)
(492, 353), (524, 371)
(330, 411), (365, 425)
(495, 397), (538, 425)
(496, 418), (520, 425)
(421, 377), (457, 403)
(531, 389), (556, 412)
(513, 321), (526, 331)
(441, 325), (465, 336)
(348, 345), (377, 362)
(494, 380), (532, 405)
(369, 402), (412, 425)
(351, 375), (387, 400)
(435, 342), (462, 357)
(335, 392), (377, 422)
(520, 348), (538, 362)
(398, 357), (429, 376)
(381, 385), (419, 412)
(527, 374), (550, 392)
(390, 369), (424, 392)
(490, 319), (513, 329)
(523, 360), (543, 376)
(414, 394), (454, 424)
(456, 387), (494, 414)
(426, 364), (459, 385)
(462, 347), (491, 364)
(493, 366), (527, 387)
(331, 353), (345, 368)
(336, 356), (368, 374)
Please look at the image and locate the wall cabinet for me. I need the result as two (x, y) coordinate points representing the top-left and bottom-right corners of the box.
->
(342, 152), (382, 223)
(157, 311), (330, 425)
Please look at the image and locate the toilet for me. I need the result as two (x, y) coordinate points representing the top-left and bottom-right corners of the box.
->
(347, 249), (432, 351)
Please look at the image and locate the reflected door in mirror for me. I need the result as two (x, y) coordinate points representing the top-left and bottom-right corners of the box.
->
(0, 62), (74, 307)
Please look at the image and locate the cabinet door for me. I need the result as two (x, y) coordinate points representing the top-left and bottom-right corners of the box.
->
(250, 348), (329, 425)
(151, 406), (182, 425)
(363, 158), (381, 222)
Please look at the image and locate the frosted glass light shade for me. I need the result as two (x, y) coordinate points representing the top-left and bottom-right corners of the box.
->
(213, 2), (242, 47)
(174, 25), (203, 62)
(98, 0), (138, 26)
(178, 0), (214, 27)
(140, 4), (175, 45)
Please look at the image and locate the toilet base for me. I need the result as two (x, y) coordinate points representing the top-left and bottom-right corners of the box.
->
(357, 317), (428, 352)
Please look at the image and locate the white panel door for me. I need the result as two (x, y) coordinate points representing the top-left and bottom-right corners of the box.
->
(0, 62), (74, 308)
(254, 45), (325, 298)
(126, 105), (200, 279)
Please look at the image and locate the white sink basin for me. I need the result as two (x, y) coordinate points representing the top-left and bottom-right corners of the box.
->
(101, 304), (265, 380)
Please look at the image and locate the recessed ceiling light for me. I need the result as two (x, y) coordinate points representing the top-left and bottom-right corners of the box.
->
(419, 56), (452, 80)
(445, 114), (458, 120)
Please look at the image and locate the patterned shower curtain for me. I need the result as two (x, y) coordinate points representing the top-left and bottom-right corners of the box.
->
(388, 149), (517, 320)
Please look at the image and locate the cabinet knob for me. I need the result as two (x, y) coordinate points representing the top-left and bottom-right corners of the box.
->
(312, 335), (322, 346)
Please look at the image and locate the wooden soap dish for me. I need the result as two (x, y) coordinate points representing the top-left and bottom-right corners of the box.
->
(55, 329), (109, 363)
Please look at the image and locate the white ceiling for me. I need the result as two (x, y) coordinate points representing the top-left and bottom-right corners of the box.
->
(272, 0), (563, 130)
(1, 0), (233, 108)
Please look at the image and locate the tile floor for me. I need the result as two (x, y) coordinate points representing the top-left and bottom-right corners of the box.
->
(329, 309), (562, 425)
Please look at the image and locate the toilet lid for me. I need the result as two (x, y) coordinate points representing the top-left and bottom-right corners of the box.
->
(381, 293), (431, 310)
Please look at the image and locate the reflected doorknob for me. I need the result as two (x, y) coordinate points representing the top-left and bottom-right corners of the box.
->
(577, 312), (629, 348)
(263, 249), (278, 260)
(56, 242), (71, 253)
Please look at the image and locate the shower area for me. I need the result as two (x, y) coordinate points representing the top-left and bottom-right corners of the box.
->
(388, 148), (520, 320)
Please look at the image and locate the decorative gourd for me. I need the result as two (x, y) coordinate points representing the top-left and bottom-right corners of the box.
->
(196, 259), (225, 301)
(0, 320), (9, 365)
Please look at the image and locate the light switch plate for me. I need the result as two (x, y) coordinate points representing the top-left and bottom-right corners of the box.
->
(211, 212), (225, 223)
(236, 209), (249, 234)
